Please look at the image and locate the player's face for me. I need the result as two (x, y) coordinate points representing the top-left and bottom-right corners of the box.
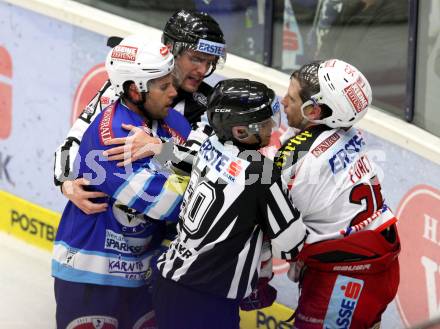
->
(144, 74), (177, 119)
(282, 78), (305, 129)
(257, 118), (274, 147)
(174, 49), (216, 93)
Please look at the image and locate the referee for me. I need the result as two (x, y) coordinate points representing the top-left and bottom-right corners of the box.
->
(153, 79), (307, 329)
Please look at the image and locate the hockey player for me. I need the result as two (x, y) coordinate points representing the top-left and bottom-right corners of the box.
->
(54, 9), (226, 213)
(52, 36), (191, 329)
(277, 59), (400, 328)
(153, 79), (307, 329)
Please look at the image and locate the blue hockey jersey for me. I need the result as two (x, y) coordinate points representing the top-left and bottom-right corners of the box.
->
(52, 100), (191, 288)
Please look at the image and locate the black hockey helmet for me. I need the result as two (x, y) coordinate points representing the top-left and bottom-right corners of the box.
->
(162, 9), (226, 77)
(207, 79), (281, 143)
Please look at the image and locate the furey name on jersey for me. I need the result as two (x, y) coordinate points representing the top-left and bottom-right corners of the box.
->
(197, 137), (250, 184)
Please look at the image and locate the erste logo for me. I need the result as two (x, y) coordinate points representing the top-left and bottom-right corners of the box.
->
(227, 160), (242, 177)
(343, 281), (362, 299)
(323, 275), (364, 328)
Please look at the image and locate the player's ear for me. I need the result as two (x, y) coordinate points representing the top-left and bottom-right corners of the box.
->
(305, 104), (322, 121)
(124, 82), (141, 102)
(307, 104), (322, 120)
(232, 126), (249, 141)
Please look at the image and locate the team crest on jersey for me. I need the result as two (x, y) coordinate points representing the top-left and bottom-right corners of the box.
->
(112, 204), (149, 235)
(193, 92), (207, 106)
(323, 275), (364, 328)
(66, 315), (118, 329)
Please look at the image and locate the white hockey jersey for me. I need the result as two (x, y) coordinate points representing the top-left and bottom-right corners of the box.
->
(275, 125), (396, 245)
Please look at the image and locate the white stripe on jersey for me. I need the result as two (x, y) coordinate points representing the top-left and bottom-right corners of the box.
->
(227, 226), (263, 299)
(269, 182), (294, 224)
(173, 100), (185, 116)
(53, 242), (154, 284)
(158, 176), (246, 281)
(158, 135), (307, 299)
(272, 215), (306, 260)
(267, 206), (281, 235)
(158, 244), (175, 279)
(173, 216), (238, 281)
(113, 168), (155, 206)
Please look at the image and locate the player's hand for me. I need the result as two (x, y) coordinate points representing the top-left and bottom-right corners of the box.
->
(61, 178), (108, 215)
(287, 260), (305, 283)
(239, 277), (277, 311)
(103, 123), (163, 167)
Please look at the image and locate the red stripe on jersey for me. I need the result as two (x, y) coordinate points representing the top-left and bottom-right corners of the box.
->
(99, 103), (116, 145)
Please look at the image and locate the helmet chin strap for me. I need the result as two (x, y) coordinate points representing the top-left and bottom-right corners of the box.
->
(204, 63), (216, 78)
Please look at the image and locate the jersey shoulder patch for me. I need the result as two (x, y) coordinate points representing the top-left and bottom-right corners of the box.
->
(193, 82), (212, 106)
(274, 125), (331, 169)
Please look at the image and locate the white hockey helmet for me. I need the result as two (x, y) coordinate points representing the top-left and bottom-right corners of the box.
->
(300, 59), (372, 128)
(105, 34), (174, 96)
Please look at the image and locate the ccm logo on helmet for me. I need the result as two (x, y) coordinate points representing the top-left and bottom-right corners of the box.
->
(324, 275), (364, 329)
(196, 39), (225, 57)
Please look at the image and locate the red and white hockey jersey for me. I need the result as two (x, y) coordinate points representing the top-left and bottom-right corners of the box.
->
(275, 124), (397, 245)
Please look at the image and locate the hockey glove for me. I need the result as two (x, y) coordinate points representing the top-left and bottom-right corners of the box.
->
(239, 277), (277, 311)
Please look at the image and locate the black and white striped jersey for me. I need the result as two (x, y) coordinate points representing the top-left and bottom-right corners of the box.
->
(157, 135), (307, 300)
